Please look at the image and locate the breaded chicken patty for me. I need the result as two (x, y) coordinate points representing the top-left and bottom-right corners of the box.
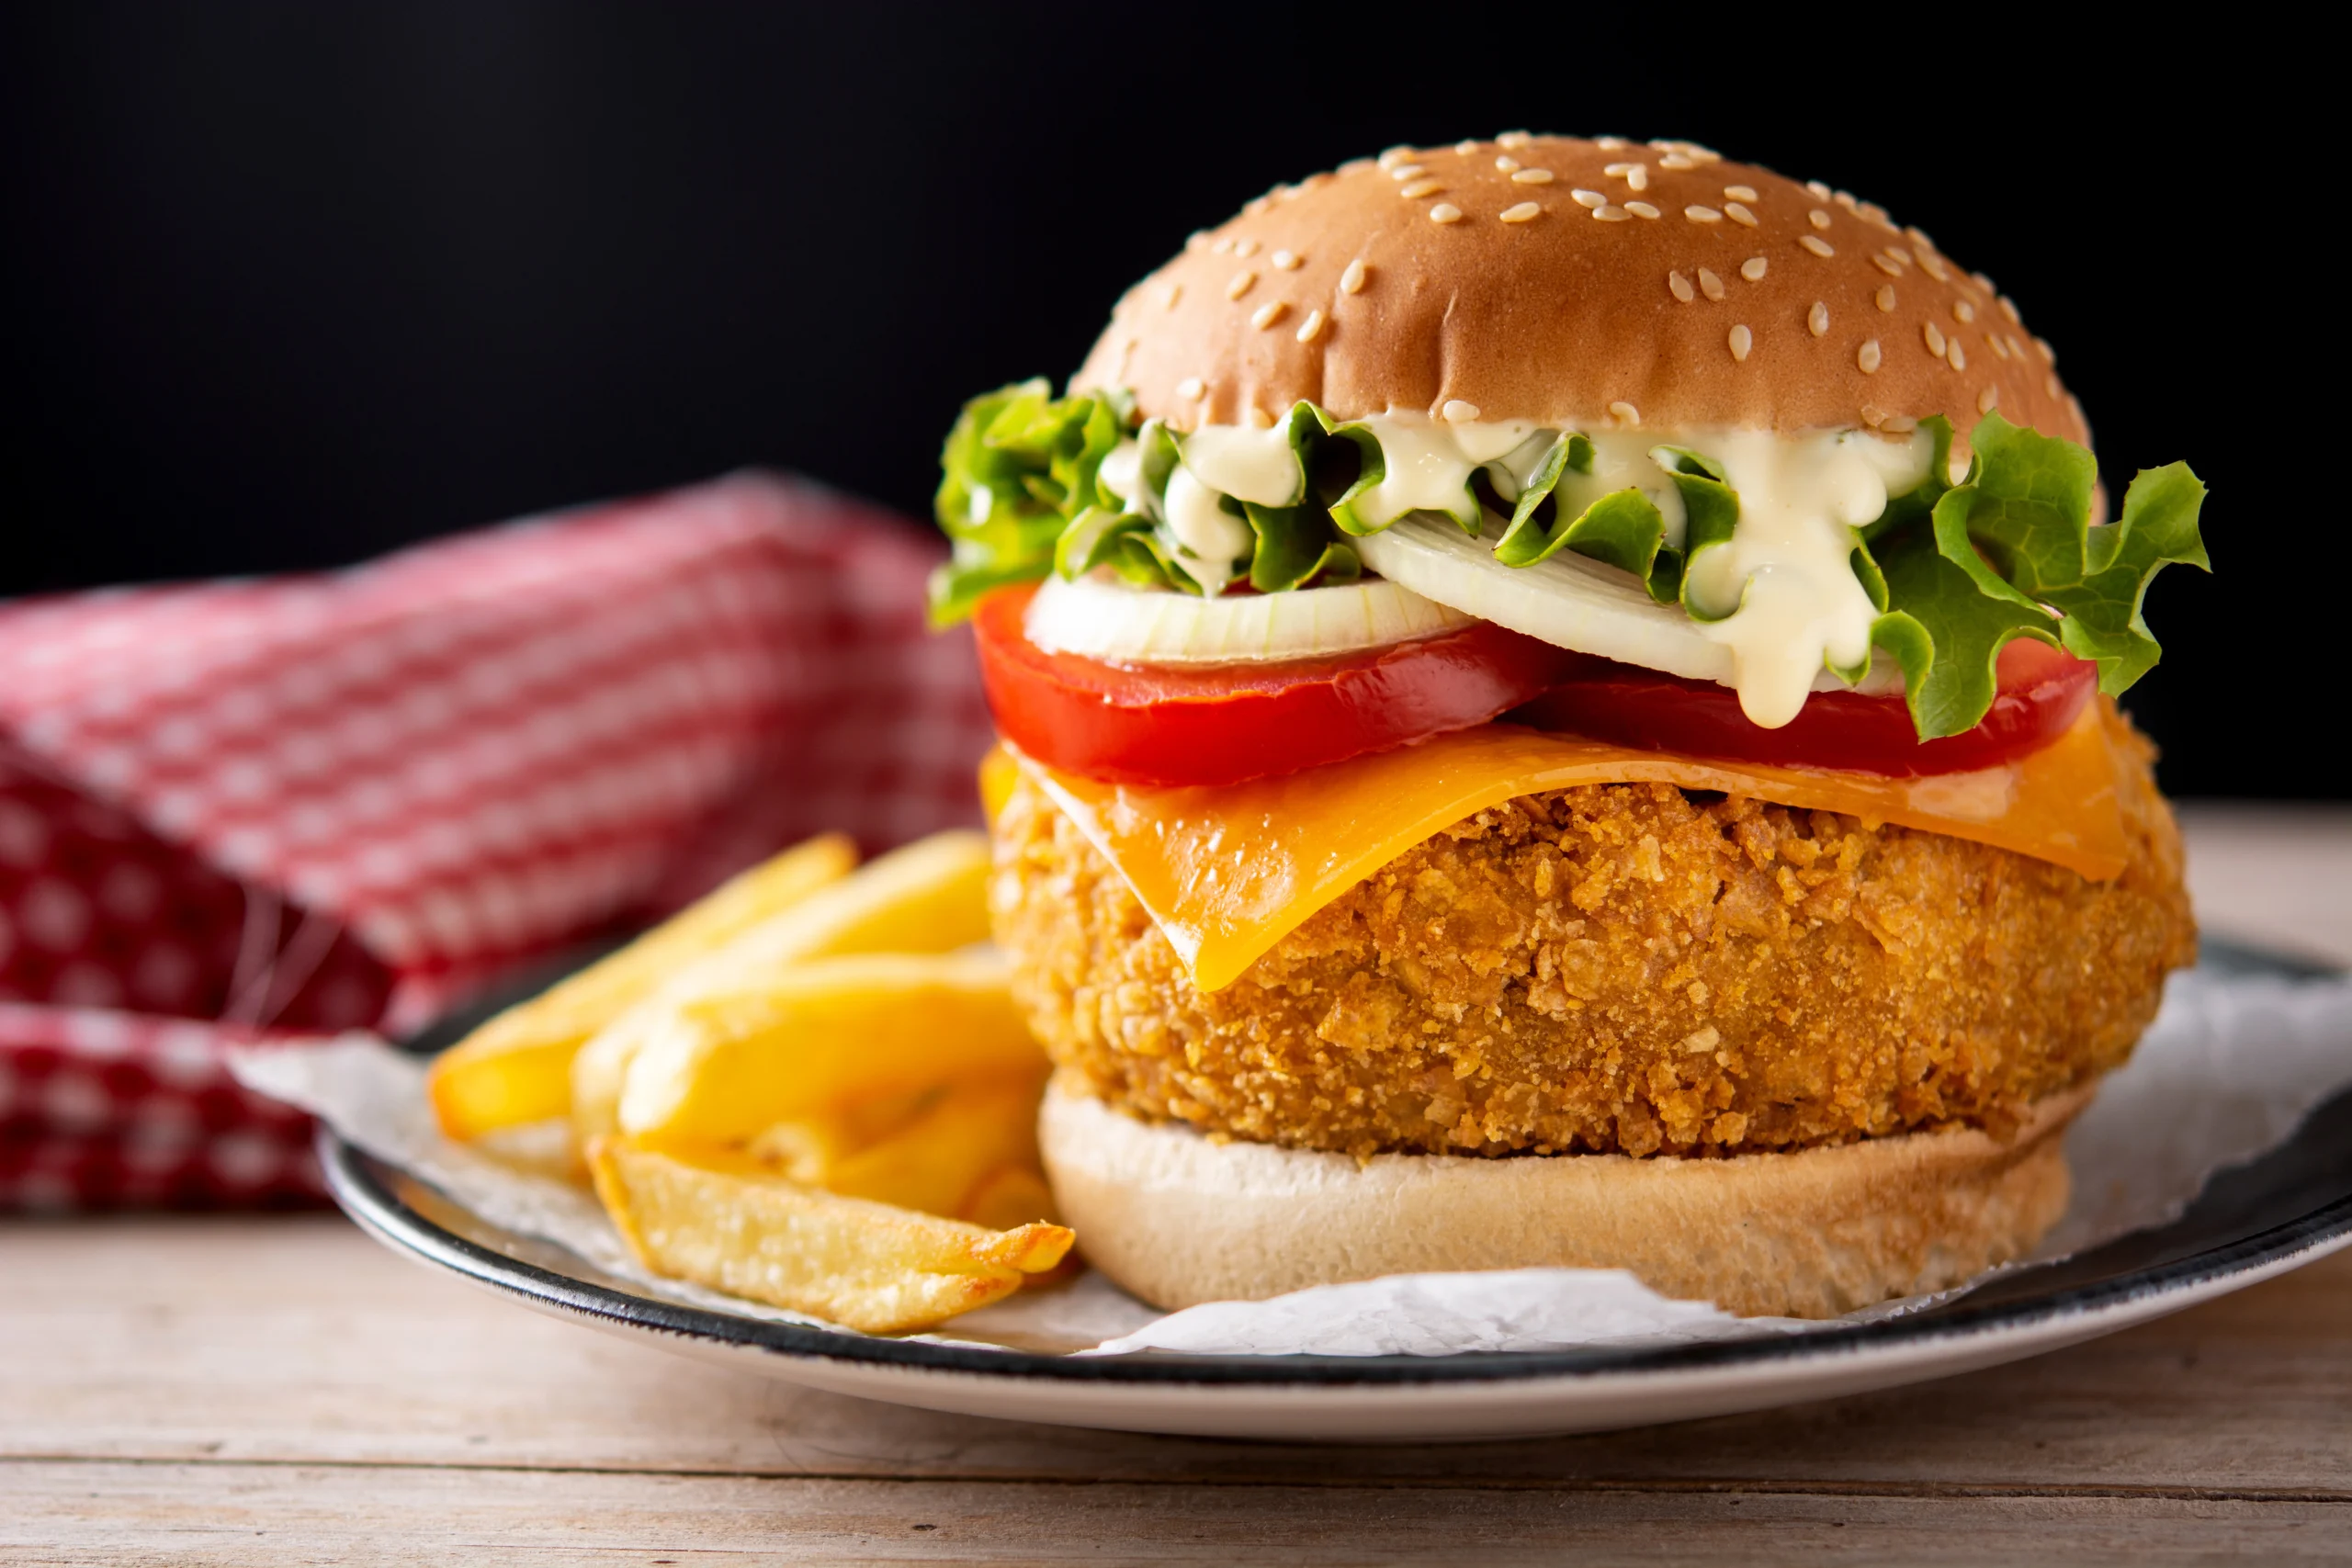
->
(993, 705), (2195, 1160)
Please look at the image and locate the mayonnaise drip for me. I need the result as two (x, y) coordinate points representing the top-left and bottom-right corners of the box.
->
(1180, 424), (1304, 507)
(1104, 406), (1935, 722)
(1681, 429), (1930, 726)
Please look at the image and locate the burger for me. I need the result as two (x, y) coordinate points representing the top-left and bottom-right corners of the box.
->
(931, 135), (2207, 1319)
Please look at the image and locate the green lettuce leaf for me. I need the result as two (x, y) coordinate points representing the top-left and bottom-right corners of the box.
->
(931, 379), (1139, 624)
(1863, 412), (2209, 737)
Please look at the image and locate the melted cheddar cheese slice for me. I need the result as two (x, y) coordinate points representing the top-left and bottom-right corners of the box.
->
(1001, 708), (2129, 993)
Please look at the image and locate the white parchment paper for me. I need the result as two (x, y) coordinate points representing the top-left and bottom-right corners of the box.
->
(232, 965), (2352, 1358)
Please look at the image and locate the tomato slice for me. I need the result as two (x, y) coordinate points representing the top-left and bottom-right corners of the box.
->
(1510, 638), (2098, 777)
(972, 583), (1582, 787)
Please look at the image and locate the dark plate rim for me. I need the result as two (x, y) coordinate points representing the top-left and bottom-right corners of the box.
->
(322, 1092), (2352, 1391)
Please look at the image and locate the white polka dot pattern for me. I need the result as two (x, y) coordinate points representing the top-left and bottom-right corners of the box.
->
(0, 472), (992, 1209)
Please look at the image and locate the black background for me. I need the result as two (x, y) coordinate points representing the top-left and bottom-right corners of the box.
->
(0, 6), (2301, 795)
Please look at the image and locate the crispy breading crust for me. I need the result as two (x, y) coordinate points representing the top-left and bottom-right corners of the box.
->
(992, 704), (2195, 1159)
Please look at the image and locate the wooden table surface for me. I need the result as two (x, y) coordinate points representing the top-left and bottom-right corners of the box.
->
(6, 806), (2350, 1565)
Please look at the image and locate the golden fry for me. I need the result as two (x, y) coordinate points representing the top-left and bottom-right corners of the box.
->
(588, 1139), (1072, 1333)
(428, 833), (855, 1139)
(823, 1077), (1047, 1220)
(615, 953), (1043, 1149)
(571, 829), (993, 1141)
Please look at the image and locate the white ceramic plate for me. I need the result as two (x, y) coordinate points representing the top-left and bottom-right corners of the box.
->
(326, 941), (2352, 1444)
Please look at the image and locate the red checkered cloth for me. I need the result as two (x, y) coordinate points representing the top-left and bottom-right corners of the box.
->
(0, 472), (992, 1210)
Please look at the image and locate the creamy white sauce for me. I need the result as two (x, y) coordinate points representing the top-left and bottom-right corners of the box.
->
(1548, 430), (1690, 547)
(1094, 437), (1142, 506)
(1101, 405), (1934, 719)
(1180, 424), (1303, 507)
(1680, 429), (1930, 726)
(1160, 464), (1253, 593)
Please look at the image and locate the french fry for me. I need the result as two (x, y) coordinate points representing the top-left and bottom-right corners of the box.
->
(571, 829), (994, 1141)
(588, 1139), (1072, 1333)
(427, 833), (856, 1140)
(823, 1077), (1047, 1219)
(616, 953), (1043, 1150)
(960, 1166), (1062, 1231)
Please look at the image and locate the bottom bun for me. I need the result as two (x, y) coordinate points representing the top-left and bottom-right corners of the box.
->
(1040, 1076), (2094, 1319)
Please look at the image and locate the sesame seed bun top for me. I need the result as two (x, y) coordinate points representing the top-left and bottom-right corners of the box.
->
(1071, 135), (2086, 453)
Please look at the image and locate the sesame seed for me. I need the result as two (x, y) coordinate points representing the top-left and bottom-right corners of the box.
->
(1227, 271), (1258, 299)
(1973, 271), (1997, 294)
(1593, 204), (1631, 221)
(2046, 373), (2063, 398)
(1860, 404), (1887, 427)
(1882, 413), (1917, 434)
(1609, 400), (1641, 425)
(1164, 283), (1184, 310)
(1626, 201), (1661, 219)
(2036, 336), (2056, 364)
(1252, 300), (1289, 331)
(1658, 153), (1695, 171)
(1809, 301), (1830, 336)
(1430, 203), (1464, 224)
(1924, 322), (1947, 356)
(1512, 168), (1555, 184)
(1872, 255), (1904, 277)
(1212, 236), (1235, 254)
(1187, 231), (1212, 252)
(1809, 209), (1833, 231)
(1495, 155), (1521, 173)
(1379, 146), (1415, 167)
(1295, 309), (1327, 344)
(1501, 201), (1543, 223)
(1455, 140), (1480, 155)
(1859, 339), (1883, 373)
(1497, 130), (1532, 149)
(1389, 164), (1427, 182)
(1442, 399), (1482, 422)
(1999, 295), (2023, 323)
(1401, 178), (1445, 199)
(1340, 259), (1369, 295)
(1272, 249), (1302, 270)
(1596, 135), (1628, 151)
(1979, 385), (2000, 414)
(1883, 246), (1912, 266)
(1953, 299), (1976, 323)
(1917, 253), (1950, 283)
(1988, 334), (2012, 361)
(1914, 228), (1943, 254)
(1669, 270), (1696, 302)
(1800, 235), (1836, 258)
(1243, 197), (1271, 217)
(1685, 205), (1723, 222)
(1724, 202), (1758, 227)
(1604, 161), (1638, 177)
(1948, 340), (1967, 371)
(2007, 333), (2030, 360)
(1806, 180), (1832, 199)
(1235, 238), (1261, 258)
(1339, 159), (1374, 176)
(1177, 377), (1205, 400)
(1247, 405), (1274, 429)
(1570, 187), (1607, 208)
(1724, 184), (1758, 202)
(1834, 190), (1859, 210)
(1728, 324), (1753, 362)
(1876, 285), (1895, 311)
(1861, 202), (1892, 227)
(1741, 256), (1768, 282)
(1698, 267), (1724, 300)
